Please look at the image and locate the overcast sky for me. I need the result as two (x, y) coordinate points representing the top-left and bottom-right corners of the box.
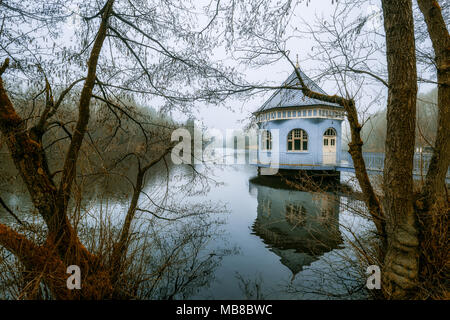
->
(21, 0), (436, 134)
(191, 0), (435, 133)
(193, 1), (373, 132)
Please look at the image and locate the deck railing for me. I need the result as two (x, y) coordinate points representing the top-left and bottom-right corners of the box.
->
(259, 151), (325, 167)
(345, 152), (450, 178)
(257, 150), (450, 178)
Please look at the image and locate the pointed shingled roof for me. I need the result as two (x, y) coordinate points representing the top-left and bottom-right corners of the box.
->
(255, 68), (341, 114)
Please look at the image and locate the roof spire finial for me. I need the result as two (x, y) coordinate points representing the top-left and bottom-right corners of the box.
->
(296, 54), (299, 68)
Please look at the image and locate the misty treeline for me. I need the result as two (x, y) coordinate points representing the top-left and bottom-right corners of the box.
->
(0, 0), (448, 300)
(359, 88), (438, 152)
(0, 88), (180, 167)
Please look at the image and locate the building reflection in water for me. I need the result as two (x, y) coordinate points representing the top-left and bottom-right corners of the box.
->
(249, 178), (343, 279)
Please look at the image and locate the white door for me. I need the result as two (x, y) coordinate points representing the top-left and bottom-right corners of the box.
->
(323, 128), (337, 164)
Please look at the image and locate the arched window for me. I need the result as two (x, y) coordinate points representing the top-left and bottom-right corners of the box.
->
(287, 129), (308, 151)
(323, 128), (336, 147)
(324, 128), (336, 136)
(261, 130), (272, 150)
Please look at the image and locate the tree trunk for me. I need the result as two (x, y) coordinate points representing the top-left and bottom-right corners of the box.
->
(415, 0), (450, 297)
(381, 0), (419, 299)
(53, 0), (115, 261)
(109, 149), (172, 295)
(416, 0), (450, 208)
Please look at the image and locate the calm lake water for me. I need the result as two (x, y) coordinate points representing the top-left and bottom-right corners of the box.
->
(0, 152), (370, 300)
(179, 162), (369, 300)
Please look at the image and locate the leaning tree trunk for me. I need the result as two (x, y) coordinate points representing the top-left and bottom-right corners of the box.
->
(416, 0), (450, 209)
(381, 0), (420, 299)
(416, 0), (450, 296)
